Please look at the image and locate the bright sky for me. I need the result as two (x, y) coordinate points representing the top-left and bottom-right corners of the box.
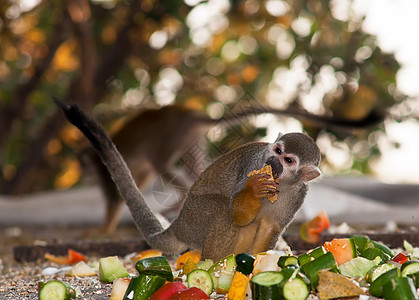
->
(354, 0), (419, 183)
(356, 0), (419, 96)
(17, 0), (419, 183)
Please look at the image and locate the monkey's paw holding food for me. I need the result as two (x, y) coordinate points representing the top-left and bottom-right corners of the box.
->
(247, 165), (278, 203)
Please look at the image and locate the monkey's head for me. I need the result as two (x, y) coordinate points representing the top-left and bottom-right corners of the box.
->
(265, 132), (321, 184)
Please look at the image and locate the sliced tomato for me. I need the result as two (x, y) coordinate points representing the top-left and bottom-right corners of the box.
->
(392, 253), (409, 265)
(150, 282), (187, 300)
(170, 287), (210, 300)
(324, 238), (356, 266)
(44, 249), (86, 265)
(299, 209), (330, 243)
(66, 249), (86, 264)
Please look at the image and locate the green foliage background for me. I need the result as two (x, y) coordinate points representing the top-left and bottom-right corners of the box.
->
(0, 0), (409, 194)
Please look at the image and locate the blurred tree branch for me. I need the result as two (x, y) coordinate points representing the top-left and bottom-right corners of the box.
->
(0, 0), (145, 194)
(0, 0), (408, 195)
(0, 7), (71, 155)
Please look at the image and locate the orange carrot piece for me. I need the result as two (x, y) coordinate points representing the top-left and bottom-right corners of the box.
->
(228, 271), (250, 300)
(176, 250), (201, 270)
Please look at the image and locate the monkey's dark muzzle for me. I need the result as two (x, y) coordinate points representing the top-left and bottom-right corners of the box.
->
(266, 156), (282, 180)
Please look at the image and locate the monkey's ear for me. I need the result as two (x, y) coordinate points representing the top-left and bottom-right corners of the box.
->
(274, 132), (284, 142)
(299, 166), (322, 182)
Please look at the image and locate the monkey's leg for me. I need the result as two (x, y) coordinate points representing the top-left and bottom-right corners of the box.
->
(201, 221), (238, 261)
(158, 171), (190, 217)
(93, 155), (123, 234)
(232, 223), (258, 254)
(251, 217), (280, 254)
(102, 156), (154, 234)
(103, 197), (123, 234)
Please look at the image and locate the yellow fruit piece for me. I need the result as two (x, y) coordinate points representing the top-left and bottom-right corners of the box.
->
(110, 278), (130, 300)
(228, 271), (250, 300)
(247, 165), (278, 203)
(317, 270), (364, 300)
(182, 258), (198, 275)
(130, 249), (163, 264)
(176, 250), (201, 270)
(67, 261), (96, 277)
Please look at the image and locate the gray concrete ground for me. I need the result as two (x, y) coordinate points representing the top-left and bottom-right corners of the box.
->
(0, 176), (418, 227)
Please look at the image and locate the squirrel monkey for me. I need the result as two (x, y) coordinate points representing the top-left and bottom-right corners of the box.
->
(89, 104), (381, 234)
(56, 100), (321, 260)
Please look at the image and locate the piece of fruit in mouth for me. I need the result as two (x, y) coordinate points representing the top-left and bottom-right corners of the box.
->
(247, 164), (278, 203)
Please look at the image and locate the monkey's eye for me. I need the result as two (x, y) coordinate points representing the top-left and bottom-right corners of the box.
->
(275, 147), (282, 155)
(285, 157), (293, 164)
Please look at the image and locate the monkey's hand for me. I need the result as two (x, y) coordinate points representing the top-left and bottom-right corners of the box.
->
(231, 174), (278, 226)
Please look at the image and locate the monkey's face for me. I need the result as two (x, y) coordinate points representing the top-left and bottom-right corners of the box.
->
(267, 132), (322, 184)
(265, 141), (300, 184)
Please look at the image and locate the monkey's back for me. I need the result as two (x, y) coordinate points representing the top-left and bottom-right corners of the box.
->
(169, 141), (270, 248)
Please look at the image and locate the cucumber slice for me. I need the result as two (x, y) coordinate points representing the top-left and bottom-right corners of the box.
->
(196, 259), (214, 271)
(251, 271), (284, 300)
(187, 269), (213, 295)
(382, 277), (418, 300)
(351, 234), (370, 253)
(411, 272), (419, 288)
(369, 267), (400, 298)
(371, 241), (394, 258)
(308, 246), (327, 259)
(366, 263), (397, 283)
(208, 254), (236, 289)
(216, 269), (235, 294)
(99, 256), (129, 283)
(298, 247), (327, 267)
(281, 277), (310, 300)
(298, 253), (311, 266)
(123, 274), (165, 300)
(301, 251), (338, 290)
(280, 265), (311, 286)
(360, 247), (391, 264)
(401, 260), (419, 277)
(277, 256), (298, 268)
(280, 265), (299, 280)
(135, 256), (174, 282)
(39, 280), (76, 300)
(235, 253), (255, 275)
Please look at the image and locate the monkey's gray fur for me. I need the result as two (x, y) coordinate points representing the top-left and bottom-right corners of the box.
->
(56, 99), (321, 260)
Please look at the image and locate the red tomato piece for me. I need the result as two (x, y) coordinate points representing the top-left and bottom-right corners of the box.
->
(299, 209), (330, 243)
(150, 282), (187, 300)
(392, 253), (409, 264)
(323, 238), (356, 266)
(66, 249), (86, 264)
(170, 287), (210, 300)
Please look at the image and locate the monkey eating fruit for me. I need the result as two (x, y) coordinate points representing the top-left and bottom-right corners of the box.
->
(247, 165), (278, 203)
(56, 99), (322, 260)
(86, 103), (383, 234)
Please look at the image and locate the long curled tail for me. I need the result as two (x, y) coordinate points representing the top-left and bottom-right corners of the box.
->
(54, 98), (164, 238)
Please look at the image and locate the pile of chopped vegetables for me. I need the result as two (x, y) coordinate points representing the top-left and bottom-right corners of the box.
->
(38, 235), (419, 300)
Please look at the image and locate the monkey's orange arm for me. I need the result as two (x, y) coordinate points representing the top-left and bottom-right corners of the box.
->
(231, 188), (262, 226)
(232, 174), (278, 226)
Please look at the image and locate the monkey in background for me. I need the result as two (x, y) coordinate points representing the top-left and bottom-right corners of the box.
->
(86, 103), (383, 234)
(57, 99), (322, 260)
(86, 105), (208, 234)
